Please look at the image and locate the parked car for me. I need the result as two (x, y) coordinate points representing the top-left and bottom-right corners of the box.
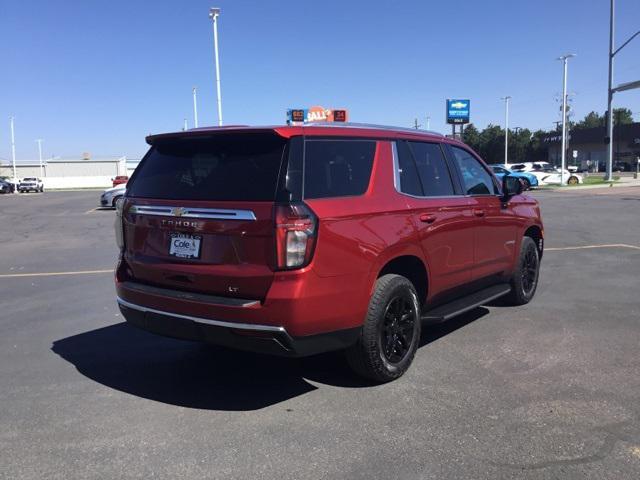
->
(489, 165), (538, 190)
(100, 183), (126, 208)
(112, 175), (129, 188)
(529, 167), (583, 186)
(114, 124), (544, 382)
(0, 178), (16, 194)
(18, 177), (44, 193)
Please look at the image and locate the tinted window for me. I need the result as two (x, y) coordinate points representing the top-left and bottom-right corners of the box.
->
(127, 133), (286, 201)
(450, 146), (497, 195)
(491, 166), (507, 174)
(303, 140), (375, 199)
(408, 142), (455, 196)
(395, 141), (423, 196)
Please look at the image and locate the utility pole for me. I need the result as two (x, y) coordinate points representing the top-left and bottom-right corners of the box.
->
(558, 54), (575, 186)
(10, 117), (17, 193)
(426, 116), (431, 130)
(36, 139), (43, 178)
(501, 96), (511, 167)
(413, 118), (421, 130)
(192, 87), (199, 128)
(209, 7), (223, 126)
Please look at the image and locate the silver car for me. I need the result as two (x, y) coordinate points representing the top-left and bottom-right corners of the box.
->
(100, 184), (126, 208)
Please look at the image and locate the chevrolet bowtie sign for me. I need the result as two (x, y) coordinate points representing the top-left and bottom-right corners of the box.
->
(446, 99), (471, 124)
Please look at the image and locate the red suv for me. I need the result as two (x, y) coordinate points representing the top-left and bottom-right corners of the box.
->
(115, 124), (543, 382)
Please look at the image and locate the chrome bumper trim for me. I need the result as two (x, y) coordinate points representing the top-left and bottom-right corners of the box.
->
(116, 297), (286, 333)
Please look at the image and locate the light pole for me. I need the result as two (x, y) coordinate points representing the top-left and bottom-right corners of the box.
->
(209, 7), (223, 126)
(10, 117), (17, 193)
(558, 54), (575, 186)
(605, 0), (640, 181)
(426, 116), (431, 130)
(36, 139), (43, 178)
(192, 87), (199, 128)
(501, 96), (511, 167)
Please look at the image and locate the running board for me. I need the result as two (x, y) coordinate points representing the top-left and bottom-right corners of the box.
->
(421, 283), (511, 323)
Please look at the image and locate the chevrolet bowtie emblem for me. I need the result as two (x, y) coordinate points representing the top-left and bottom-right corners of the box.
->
(173, 207), (185, 217)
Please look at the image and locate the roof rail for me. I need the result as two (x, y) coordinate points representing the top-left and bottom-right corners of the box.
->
(301, 121), (444, 137)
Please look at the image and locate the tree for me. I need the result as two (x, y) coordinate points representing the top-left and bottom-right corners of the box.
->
(613, 108), (633, 125)
(462, 124), (481, 151)
(573, 111), (604, 130)
(573, 108), (633, 130)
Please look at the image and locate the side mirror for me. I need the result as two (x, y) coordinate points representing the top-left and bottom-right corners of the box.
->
(502, 175), (523, 199)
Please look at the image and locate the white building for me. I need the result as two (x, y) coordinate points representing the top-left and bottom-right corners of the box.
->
(0, 157), (127, 189)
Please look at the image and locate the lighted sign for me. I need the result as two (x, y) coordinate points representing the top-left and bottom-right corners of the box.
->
(286, 106), (349, 124)
(446, 99), (471, 124)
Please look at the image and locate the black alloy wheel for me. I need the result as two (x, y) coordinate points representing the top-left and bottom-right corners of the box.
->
(380, 295), (417, 364)
(521, 244), (539, 297)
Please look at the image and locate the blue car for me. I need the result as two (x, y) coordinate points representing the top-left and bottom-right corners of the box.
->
(488, 165), (538, 190)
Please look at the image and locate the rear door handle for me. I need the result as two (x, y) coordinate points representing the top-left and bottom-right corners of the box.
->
(472, 209), (485, 217)
(419, 214), (437, 224)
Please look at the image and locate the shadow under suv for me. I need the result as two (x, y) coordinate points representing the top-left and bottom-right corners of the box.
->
(115, 123), (543, 382)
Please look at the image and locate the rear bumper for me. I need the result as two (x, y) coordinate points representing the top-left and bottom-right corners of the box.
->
(117, 296), (359, 357)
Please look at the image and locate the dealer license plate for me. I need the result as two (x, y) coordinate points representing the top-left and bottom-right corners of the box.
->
(168, 233), (202, 259)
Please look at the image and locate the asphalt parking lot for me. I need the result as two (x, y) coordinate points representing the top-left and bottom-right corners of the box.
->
(1, 188), (639, 479)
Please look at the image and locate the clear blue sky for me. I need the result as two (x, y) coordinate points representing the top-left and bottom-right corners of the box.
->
(1, 0), (638, 162)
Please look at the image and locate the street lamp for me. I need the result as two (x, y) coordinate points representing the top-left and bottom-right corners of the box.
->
(501, 96), (511, 167)
(10, 117), (17, 193)
(36, 139), (44, 178)
(557, 53), (576, 187)
(192, 87), (199, 128)
(605, 0), (640, 181)
(209, 7), (223, 126)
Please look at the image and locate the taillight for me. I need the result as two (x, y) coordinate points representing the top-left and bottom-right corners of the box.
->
(115, 198), (125, 250)
(274, 203), (317, 270)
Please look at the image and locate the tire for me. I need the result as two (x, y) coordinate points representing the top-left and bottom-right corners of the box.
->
(521, 178), (531, 190)
(111, 195), (122, 208)
(346, 274), (421, 382)
(567, 176), (579, 185)
(505, 236), (540, 306)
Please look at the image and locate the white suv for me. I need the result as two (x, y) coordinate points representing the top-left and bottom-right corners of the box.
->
(18, 178), (44, 193)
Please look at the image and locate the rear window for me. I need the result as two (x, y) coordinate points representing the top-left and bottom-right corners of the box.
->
(127, 133), (287, 201)
(303, 140), (376, 199)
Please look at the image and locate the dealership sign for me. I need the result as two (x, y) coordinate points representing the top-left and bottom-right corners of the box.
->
(287, 106), (349, 124)
(446, 99), (470, 124)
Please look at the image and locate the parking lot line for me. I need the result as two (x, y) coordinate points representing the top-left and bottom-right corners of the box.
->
(0, 269), (113, 278)
(546, 243), (640, 251)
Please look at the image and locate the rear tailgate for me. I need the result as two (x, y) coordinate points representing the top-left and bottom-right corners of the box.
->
(122, 131), (289, 300)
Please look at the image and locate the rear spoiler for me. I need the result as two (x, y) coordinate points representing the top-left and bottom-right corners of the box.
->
(145, 126), (293, 145)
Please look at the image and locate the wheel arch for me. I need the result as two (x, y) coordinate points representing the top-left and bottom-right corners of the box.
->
(524, 224), (544, 259)
(376, 254), (429, 307)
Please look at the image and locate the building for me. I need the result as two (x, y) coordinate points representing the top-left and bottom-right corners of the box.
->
(545, 122), (640, 172)
(0, 157), (127, 188)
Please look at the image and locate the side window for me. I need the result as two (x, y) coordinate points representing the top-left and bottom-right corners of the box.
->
(408, 142), (455, 196)
(303, 140), (376, 199)
(395, 141), (423, 196)
(450, 146), (497, 195)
